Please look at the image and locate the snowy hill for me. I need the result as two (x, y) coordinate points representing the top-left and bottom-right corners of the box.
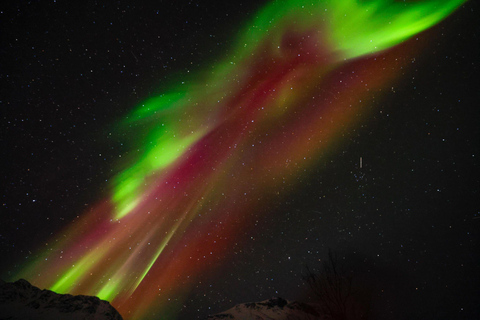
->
(0, 279), (122, 320)
(207, 297), (324, 320)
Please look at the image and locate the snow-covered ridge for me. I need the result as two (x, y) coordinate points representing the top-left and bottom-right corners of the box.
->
(0, 279), (122, 320)
(207, 297), (324, 320)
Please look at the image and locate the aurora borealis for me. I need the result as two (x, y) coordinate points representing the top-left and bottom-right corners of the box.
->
(2, 0), (477, 319)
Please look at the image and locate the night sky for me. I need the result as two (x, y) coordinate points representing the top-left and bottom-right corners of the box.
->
(1, 1), (479, 319)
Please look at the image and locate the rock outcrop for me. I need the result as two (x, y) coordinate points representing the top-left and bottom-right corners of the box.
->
(0, 279), (122, 320)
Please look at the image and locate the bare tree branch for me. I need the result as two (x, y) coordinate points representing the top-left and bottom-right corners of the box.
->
(303, 250), (369, 320)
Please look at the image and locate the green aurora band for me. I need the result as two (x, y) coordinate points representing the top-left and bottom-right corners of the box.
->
(112, 0), (466, 220)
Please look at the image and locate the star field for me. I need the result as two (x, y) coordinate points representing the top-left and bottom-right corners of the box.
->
(1, 1), (479, 319)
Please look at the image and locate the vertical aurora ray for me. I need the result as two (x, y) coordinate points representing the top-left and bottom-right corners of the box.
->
(12, 1), (465, 319)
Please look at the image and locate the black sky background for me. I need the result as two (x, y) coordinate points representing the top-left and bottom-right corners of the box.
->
(1, 1), (479, 319)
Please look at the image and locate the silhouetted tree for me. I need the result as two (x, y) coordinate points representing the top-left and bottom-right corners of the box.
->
(304, 250), (369, 320)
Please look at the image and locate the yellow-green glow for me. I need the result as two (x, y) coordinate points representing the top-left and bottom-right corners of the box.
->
(128, 91), (188, 123)
(112, 130), (204, 218)
(97, 279), (121, 301)
(133, 221), (182, 291)
(51, 251), (97, 293)
(232, 0), (466, 60)
(327, 0), (467, 58)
